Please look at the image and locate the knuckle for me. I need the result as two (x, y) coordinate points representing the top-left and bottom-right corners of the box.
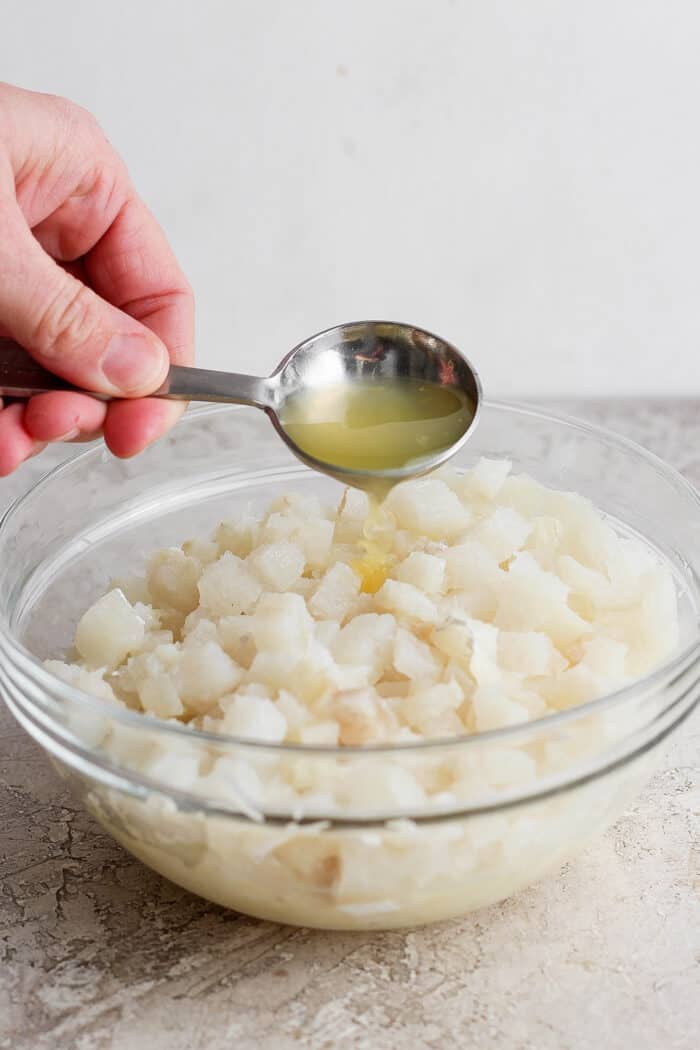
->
(48, 94), (83, 131)
(0, 98), (8, 147)
(32, 278), (102, 360)
(49, 94), (107, 151)
(50, 93), (92, 128)
(178, 273), (195, 302)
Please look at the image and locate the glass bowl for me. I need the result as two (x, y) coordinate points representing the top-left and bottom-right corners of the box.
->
(1, 402), (699, 930)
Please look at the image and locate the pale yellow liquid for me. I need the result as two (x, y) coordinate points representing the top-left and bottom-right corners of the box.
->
(351, 496), (396, 593)
(280, 378), (474, 475)
(280, 378), (475, 593)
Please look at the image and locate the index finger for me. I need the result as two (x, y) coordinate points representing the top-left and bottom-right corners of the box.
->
(85, 193), (195, 458)
(85, 193), (194, 366)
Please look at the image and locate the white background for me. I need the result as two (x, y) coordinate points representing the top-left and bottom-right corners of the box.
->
(2, 1), (699, 397)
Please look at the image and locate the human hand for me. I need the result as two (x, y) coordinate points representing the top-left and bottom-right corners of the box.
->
(0, 82), (194, 476)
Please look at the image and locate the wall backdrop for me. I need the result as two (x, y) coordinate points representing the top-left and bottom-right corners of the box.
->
(2, 1), (698, 396)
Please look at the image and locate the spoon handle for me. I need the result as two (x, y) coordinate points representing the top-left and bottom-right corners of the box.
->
(159, 363), (272, 408)
(0, 339), (273, 409)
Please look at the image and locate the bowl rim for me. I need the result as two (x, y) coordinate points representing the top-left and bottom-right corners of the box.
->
(1, 397), (699, 757)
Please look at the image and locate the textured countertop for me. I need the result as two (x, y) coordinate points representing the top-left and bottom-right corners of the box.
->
(1, 399), (698, 1050)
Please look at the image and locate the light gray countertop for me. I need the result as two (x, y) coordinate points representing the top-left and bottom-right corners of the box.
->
(1, 399), (698, 1050)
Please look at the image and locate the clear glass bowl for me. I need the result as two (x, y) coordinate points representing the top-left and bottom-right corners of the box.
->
(1, 402), (699, 930)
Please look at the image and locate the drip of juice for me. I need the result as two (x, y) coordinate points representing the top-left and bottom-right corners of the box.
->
(353, 499), (395, 594)
(279, 378), (474, 475)
(279, 377), (475, 594)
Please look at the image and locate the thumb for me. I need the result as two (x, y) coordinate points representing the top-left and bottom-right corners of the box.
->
(0, 203), (169, 397)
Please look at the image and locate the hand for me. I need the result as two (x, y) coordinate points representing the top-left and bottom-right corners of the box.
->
(0, 82), (194, 476)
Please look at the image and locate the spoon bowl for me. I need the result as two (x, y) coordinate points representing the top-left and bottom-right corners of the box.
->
(269, 321), (481, 485)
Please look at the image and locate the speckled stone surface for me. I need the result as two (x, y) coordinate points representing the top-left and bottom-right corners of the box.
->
(1, 399), (698, 1050)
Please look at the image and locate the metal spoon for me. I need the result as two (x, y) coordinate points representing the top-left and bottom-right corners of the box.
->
(0, 320), (481, 485)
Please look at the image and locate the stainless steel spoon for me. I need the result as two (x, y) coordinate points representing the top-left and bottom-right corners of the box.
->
(0, 320), (481, 485)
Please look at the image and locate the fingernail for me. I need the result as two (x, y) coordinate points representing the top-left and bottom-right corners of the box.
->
(102, 333), (168, 395)
(56, 427), (80, 442)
